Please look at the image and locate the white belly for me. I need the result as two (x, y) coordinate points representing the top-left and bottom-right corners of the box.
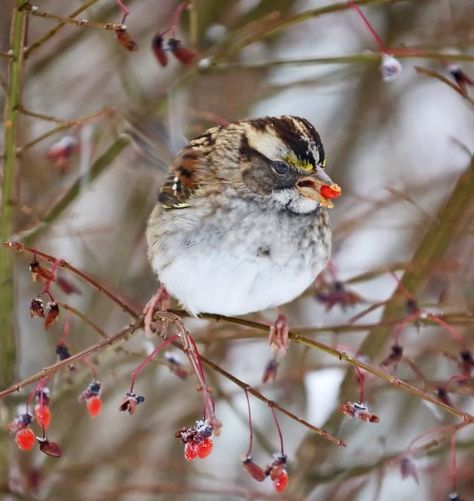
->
(147, 197), (330, 316)
(155, 249), (319, 316)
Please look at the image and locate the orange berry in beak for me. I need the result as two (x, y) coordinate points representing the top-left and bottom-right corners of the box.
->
(320, 183), (342, 200)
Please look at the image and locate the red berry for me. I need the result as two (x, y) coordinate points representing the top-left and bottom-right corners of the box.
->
(320, 183), (342, 200)
(184, 441), (199, 461)
(242, 457), (266, 481)
(34, 404), (52, 430)
(271, 468), (289, 492)
(197, 437), (213, 459)
(86, 396), (102, 418)
(15, 428), (36, 451)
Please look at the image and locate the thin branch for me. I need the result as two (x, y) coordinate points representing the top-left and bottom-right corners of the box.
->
(200, 356), (346, 447)
(0, 0), (28, 388)
(196, 313), (474, 422)
(22, 2), (125, 31)
(24, 0), (99, 57)
(0, 317), (143, 400)
(59, 302), (111, 341)
(20, 134), (129, 243)
(3, 240), (138, 317)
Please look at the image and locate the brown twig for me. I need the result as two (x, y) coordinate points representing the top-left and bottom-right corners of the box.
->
(3, 241), (139, 317)
(200, 356), (345, 447)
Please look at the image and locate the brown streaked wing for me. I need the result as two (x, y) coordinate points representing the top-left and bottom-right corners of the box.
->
(158, 129), (217, 209)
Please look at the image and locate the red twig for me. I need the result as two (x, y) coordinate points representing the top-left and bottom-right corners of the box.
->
(244, 387), (253, 458)
(169, 2), (190, 38)
(115, 0), (130, 23)
(269, 405), (285, 456)
(348, 0), (387, 53)
(129, 336), (178, 393)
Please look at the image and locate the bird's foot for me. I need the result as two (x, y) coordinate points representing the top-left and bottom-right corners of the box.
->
(262, 313), (290, 383)
(143, 286), (170, 337)
(268, 313), (290, 358)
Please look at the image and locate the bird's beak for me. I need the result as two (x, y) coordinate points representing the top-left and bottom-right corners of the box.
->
(296, 168), (341, 209)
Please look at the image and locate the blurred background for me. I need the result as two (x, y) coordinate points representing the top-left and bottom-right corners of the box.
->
(1, 0), (473, 499)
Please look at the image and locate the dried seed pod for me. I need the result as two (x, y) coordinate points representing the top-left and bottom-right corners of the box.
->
(30, 298), (45, 318)
(242, 456), (266, 482)
(44, 302), (60, 329)
(115, 26), (138, 51)
(152, 33), (168, 66)
(381, 344), (403, 368)
(37, 437), (62, 457)
(119, 392), (145, 414)
(30, 260), (55, 283)
(168, 38), (197, 65)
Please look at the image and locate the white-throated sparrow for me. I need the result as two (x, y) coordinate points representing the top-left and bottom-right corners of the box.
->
(146, 115), (341, 324)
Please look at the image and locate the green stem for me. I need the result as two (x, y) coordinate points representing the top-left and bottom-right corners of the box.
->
(0, 1), (27, 389)
(189, 0), (198, 47)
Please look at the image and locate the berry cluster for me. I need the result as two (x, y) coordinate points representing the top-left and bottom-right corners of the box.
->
(176, 420), (214, 461)
(242, 453), (289, 492)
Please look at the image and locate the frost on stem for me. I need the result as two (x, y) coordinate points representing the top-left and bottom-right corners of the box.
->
(339, 401), (380, 423)
(380, 54), (402, 82)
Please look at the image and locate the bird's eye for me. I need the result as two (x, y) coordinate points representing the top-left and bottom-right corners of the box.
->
(272, 161), (289, 175)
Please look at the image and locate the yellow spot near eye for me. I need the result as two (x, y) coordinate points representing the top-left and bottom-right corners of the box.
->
(322, 157), (327, 167)
(283, 154), (313, 172)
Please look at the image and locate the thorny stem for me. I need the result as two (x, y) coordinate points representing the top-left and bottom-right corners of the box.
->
(269, 405), (285, 456)
(129, 336), (178, 393)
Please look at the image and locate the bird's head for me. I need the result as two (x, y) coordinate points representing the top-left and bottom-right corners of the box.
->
(228, 116), (341, 214)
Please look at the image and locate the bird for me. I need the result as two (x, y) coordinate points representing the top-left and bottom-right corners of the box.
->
(146, 115), (341, 352)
